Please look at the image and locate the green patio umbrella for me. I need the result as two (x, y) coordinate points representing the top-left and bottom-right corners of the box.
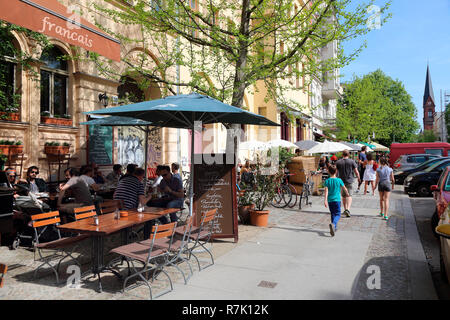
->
(85, 93), (279, 218)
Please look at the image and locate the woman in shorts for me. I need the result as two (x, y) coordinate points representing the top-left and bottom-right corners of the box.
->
(375, 157), (394, 220)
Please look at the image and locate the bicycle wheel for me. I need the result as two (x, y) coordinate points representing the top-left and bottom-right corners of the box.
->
(286, 184), (298, 208)
(298, 184), (309, 210)
(271, 187), (285, 208)
(271, 185), (290, 208)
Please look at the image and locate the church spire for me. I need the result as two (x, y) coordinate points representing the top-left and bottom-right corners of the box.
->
(423, 64), (435, 106)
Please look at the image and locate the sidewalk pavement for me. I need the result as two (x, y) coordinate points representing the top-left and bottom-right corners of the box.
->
(0, 183), (438, 300)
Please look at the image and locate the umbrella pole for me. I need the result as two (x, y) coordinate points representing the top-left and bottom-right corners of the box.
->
(189, 124), (195, 217)
(144, 126), (149, 194)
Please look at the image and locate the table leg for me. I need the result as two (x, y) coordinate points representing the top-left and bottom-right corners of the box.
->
(91, 235), (103, 292)
(143, 220), (155, 239)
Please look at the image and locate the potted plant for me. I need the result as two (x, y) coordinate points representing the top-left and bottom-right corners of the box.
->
(0, 139), (23, 155)
(44, 141), (70, 155)
(40, 111), (72, 126)
(9, 140), (23, 154)
(248, 156), (282, 227)
(237, 182), (255, 225)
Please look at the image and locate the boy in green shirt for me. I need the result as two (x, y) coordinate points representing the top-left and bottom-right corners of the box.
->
(324, 165), (349, 236)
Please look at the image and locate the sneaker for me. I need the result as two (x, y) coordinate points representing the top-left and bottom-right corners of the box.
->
(379, 212), (384, 217)
(329, 224), (335, 237)
(344, 209), (351, 218)
(355, 189), (359, 193)
(383, 215), (389, 221)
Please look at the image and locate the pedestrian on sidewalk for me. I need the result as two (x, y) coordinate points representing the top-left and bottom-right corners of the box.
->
(374, 157), (394, 221)
(356, 146), (367, 193)
(335, 149), (361, 217)
(324, 165), (349, 236)
(363, 153), (377, 196)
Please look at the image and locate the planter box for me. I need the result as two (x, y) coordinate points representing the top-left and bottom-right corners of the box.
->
(0, 145), (23, 155)
(0, 112), (20, 121)
(44, 145), (70, 155)
(41, 116), (72, 126)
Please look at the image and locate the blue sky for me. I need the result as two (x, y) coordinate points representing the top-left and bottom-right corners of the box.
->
(341, 0), (450, 131)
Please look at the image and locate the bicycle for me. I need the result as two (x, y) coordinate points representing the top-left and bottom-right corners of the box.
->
(271, 174), (293, 209)
(298, 170), (318, 210)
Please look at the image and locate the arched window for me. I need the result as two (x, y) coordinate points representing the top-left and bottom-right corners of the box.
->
(280, 112), (290, 141)
(0, 29), (19, 113)
(117, 76), (145, 104)
(40, 47), (68, 117)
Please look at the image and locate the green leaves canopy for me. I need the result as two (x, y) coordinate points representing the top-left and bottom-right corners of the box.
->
(336, 69), (419, 146)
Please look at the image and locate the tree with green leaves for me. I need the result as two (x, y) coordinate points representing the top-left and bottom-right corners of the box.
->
(90, 0), (390, 116)
(336, 69), (419, 146)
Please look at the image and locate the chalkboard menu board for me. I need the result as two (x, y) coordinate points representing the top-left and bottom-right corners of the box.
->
(193, 154), (238, 242)
(88, 125), (113, 165)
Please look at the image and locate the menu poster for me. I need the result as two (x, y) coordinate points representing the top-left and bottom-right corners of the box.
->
(193, 154), (238, 242)
(88, 125), (113, 165)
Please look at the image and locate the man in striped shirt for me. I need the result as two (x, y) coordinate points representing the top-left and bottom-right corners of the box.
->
(113, 167), (152, 209)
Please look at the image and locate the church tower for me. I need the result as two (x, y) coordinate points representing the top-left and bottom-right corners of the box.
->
(423, 64), (436, 130)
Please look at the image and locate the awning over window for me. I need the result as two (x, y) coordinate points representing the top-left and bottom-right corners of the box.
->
(0, 0), (121, 61)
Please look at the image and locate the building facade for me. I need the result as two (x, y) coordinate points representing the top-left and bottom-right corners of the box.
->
(0, 0), (342, 178)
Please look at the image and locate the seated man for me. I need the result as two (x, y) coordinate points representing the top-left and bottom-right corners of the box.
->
(92, 164), (105, 184)
(17, 166), (48, 193)
(105, 164), (123, 185)
(119, 163), (137, 181)
(5, 168), (17, 187)
(147, 165), (184, 224)
(171, 162), (181, 180)
(113, 167), (152, 209)
(79, 165), (100, 192)
(58, 168), (94, 223)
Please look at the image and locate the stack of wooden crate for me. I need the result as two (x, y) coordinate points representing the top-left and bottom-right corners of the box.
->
(287, 156), (322, 195)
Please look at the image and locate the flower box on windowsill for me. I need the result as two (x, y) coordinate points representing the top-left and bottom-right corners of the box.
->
(41, 116), (72, 126)
(44, 145), (70, 155)
(0, 145), (23, 155)
(0, 112), (20, 121)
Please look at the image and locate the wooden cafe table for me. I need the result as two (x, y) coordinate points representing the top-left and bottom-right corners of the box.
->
(57, 206), (180, 292)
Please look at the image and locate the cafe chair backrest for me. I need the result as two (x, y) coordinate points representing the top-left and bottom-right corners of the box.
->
(73, 205), (97, 221)
(151, 222), (177, 241)
(99, 200), (122, 215)
(30, 210), (63, 244)
(0, 263), (7, 288)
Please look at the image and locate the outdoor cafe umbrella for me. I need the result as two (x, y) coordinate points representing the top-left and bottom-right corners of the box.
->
(294, 140), (321, 151)
(306, 140), (349, 154)
(80, 115), (155, 181)
(371, 142), (389, 152)
(339, 141), (361, 151)
(239, 140), (267, 151)
(265, 139), (298, 149)
(85, 92), (279, 218)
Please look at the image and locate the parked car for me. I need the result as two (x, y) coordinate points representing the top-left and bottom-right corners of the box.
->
(394, 157), (449, 185)
(393, 153), (441, 172)
(403, 159), (450, 197)
(436, 204), (450, 283)
(390, 142), (450, 167)
(431, 167), (450, 235)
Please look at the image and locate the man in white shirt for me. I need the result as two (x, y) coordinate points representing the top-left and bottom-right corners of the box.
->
(80, 165), (100, 192)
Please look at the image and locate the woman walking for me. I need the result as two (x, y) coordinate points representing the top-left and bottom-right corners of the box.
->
(375, 158), (395, 220)
(363, 153), (377, 195)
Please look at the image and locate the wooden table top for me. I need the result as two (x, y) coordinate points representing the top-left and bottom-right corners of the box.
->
(57, 207), (180, 236)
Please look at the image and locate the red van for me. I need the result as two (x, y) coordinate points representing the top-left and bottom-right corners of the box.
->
(389, 142), (450, 167)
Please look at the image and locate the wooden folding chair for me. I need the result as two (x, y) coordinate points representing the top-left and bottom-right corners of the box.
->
(147, 216), (195, 284)
(99, 200), (122, 215)
(176, 209), (217, 271)
(73, 205), (97, 221)
(109, 222), (177, 300)
(31, 211), (88, 283)
(0, 263), (7, 288)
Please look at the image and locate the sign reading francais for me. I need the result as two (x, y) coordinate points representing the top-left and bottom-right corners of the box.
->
(0, 0), (120, 62)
